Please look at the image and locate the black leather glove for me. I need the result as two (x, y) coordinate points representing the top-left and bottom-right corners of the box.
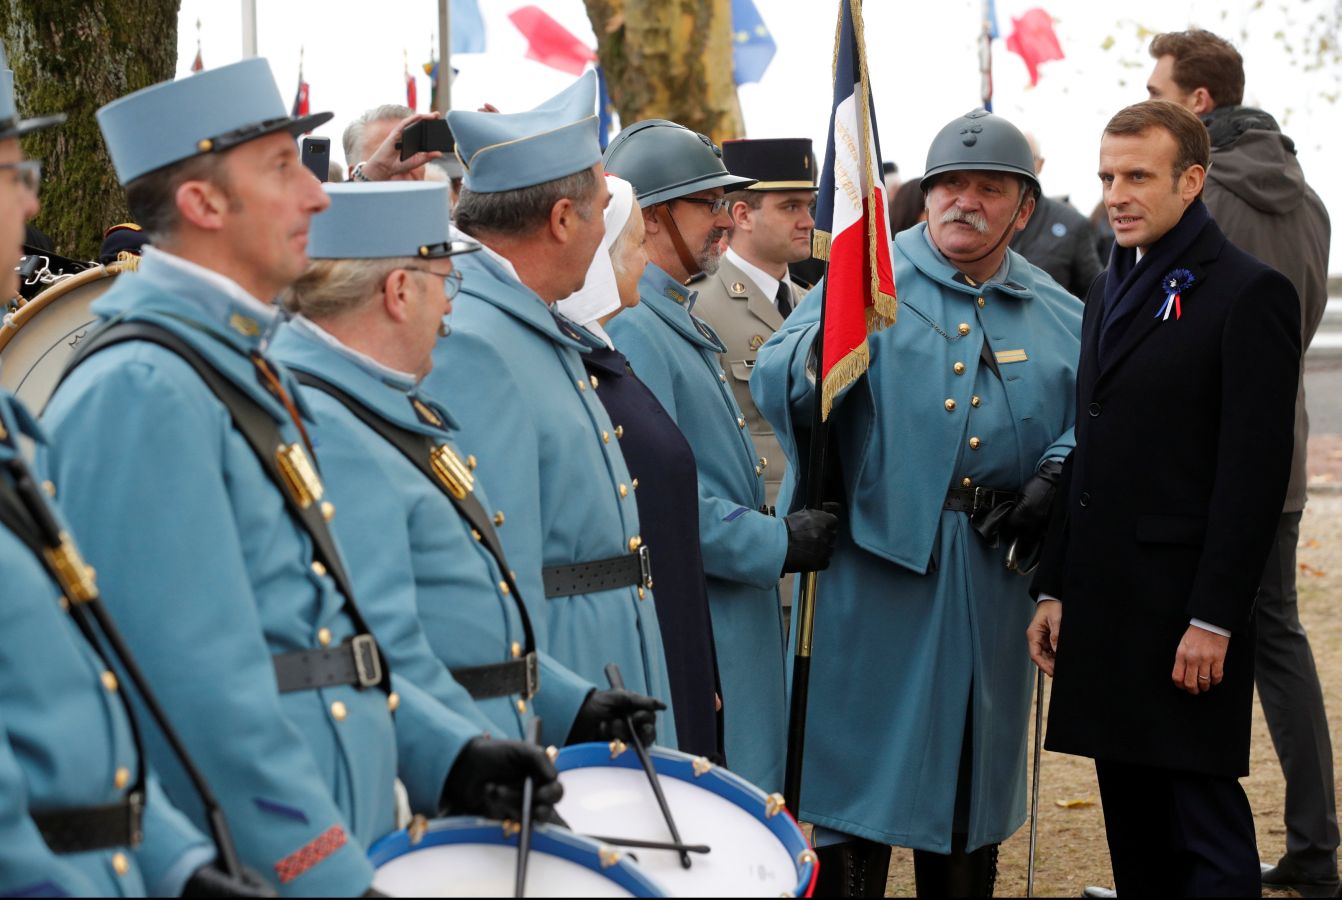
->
(181, 861), (276, 897)
(441, 736), (563, 823)
(362, 889), (388, 898)
(781, 503), (841, 574)
(1004, 458), (1065, 544)
(566, 688), (666, 746)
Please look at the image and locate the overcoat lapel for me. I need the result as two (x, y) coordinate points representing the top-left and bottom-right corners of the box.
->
(746, 289), (785, 331)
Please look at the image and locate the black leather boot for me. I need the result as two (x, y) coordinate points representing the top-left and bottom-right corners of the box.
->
(913, 834), (999, 898)
(814, 839), (892, 897)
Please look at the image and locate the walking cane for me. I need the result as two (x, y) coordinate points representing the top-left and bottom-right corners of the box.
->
(1027, 666), (1045, 897)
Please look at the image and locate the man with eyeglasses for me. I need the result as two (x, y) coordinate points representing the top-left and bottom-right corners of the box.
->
(271, 179), (665, 752)
(603, 120), (840, 793)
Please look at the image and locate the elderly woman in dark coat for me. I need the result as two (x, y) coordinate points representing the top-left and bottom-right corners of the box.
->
(556, 177), (723, 761)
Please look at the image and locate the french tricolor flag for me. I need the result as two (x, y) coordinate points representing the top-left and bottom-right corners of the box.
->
(812, 0), (897, 420)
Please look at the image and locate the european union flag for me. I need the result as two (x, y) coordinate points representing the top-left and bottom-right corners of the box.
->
(451, 0), (486, 54)
(731, 0), (776, 85)
(596, 66), (615, 151)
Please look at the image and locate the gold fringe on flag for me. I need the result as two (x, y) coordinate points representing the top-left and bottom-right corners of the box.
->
(812, 229), (832, 261)
(821, 339), (870, 421)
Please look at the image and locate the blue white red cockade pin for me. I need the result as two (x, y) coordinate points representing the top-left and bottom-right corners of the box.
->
(1155, 268), (1195, 321)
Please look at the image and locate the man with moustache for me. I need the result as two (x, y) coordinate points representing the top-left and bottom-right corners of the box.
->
(423, 73), (677, 742)
(41, 60), (555, 896)
(1028, 100), (1301, 896)
(694, 137), (818, 515)
(754, 109), (1082, 896)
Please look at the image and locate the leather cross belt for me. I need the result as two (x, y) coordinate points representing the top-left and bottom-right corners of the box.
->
(33, 793), (144, 854)
(273, 634), (384, 693)
(542, 547), (653, 598)
(451, 652), (539, 700)
(943, 485), (1019, 515)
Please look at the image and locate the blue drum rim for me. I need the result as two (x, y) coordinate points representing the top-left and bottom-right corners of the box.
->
(368, 816), (667, 897)
(556, 743), (817, 898)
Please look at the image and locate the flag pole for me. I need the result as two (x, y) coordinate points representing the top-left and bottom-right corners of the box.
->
(437, 0), (451, 113)
(980, 0), (994, 111)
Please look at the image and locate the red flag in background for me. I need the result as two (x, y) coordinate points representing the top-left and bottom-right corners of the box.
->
(1006, 8), (1064, 86)
(405, 54), (418, 111)
(292, 50), (310, 118)
(508, 6), (596, 76)
(190, 18), (204, 71)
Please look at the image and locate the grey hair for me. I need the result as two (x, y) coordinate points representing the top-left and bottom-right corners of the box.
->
(281, 256), (417, 320)
(342, 104), (414, 164)
(453, 168), (598, 237)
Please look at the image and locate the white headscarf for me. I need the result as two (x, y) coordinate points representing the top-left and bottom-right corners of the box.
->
(556, 175), (636, 349)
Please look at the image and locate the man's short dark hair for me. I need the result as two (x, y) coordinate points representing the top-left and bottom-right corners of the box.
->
(725, 188), (764, 213)
(1104, 100), (1212, 184)
(124, 154), (233, 241)
(1149, 29), (1245, 108)
(453, 167), (598, 236)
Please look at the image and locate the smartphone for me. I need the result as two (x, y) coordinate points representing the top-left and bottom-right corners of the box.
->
(400, 119), (454, 161)
(301, 136), (330, 182)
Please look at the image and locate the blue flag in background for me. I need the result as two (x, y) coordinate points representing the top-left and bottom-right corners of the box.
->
(731, 0), (776, 84)
(986, 0), (1000, 39)
(596, 66), (615, 150)
(451, 0), (486, 54)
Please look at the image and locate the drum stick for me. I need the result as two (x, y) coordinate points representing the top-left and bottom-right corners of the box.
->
(514, 716), (542, 898)
(604, 663), (691, 870)
(1027, 667), (1045, 898)
(586, 835), (710, 854)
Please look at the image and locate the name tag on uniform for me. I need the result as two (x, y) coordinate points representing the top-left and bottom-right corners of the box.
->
(994, 349), (1029, 364)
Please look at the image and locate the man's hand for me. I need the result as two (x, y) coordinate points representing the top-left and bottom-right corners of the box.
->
(361, 112), (445, 181)
(1171, 624), (1229, 695)
(1026, 599), (1062, 676)
(181, 861), (276, 897)
(441, 737), (563, 822)
(566, 688), (665, 746)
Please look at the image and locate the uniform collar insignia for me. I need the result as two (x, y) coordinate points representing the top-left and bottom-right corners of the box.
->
(229, 312), (261, 338)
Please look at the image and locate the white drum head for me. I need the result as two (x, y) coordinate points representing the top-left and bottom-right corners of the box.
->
(373, 843), (634, 898)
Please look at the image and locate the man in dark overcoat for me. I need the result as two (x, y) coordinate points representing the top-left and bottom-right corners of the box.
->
(1027, 99), (1301, 897)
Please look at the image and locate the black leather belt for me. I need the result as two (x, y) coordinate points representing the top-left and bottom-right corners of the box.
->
(542, 547), (653, 598)
(944, 485), (1019, 514)
(451, 653), (539, 700)
(273, 634), (384, 694)
(33, 793), (144, 854)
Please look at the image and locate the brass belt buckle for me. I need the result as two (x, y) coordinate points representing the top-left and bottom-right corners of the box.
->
(349, 634), (383, 689)
(524, 652), (540, 699)
(637, 544), (654, 590)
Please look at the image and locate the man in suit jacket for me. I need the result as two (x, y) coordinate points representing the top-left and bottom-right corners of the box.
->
(1027, 100), (1301, 896)
(694, 138), (818, 513)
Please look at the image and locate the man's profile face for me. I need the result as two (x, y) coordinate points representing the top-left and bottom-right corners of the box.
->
(1146, 56), (1197, 112)
(924, 170), (1031, 264)
(0, 138), (37, 299)
(1098, 127), (1199, 254)
(671, 187), (731, 275)
(739, 190), (815, 266)
(565, 162), (610, 296)
(216, 131), (331, 294)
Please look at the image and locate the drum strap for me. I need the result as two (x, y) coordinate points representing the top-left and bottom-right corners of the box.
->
(290, 370), (536, 659)
(59, 322), (392, 697)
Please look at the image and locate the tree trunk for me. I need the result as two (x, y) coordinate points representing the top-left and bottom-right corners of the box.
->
(585, 0), (744, 144)
(0, 0), (180, 260)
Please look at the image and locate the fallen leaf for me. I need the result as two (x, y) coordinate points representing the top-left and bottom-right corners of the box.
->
(1300, 563), (1327, 578)
(1055, 797), (1096, 809)
(1302, 539), (1322, 549)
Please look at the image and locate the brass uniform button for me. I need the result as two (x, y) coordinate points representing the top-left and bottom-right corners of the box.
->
(969, 437), (982, 450)
(737, 416), (746, 429)
(953, 362), (966, 375)
(387, 692), (401, 713)
(330, 701), (348, 721)
(317, 628), (332, 648)
(112, 852), (130, 876)
(499, 581), (511, 595)
(511, 642), (522, 659)
(719, 373), (727, 383)
(321, 501), (336, 522)
(577, 379), (587, 392)
(311, 561), (327, 577)
(615, 425), (625, 439)
(114, 766), (130, 790)
(755, 465), (763, 476)
(101, 671), (119, 693)
(516, 699), (527, 715)
(467, 455), (478, 470)
(629, 536), (642, 552)
(58, 596), (70, 611)
(43, 480), (56, 498)
(977, 296), (986, 308)
(602, 430), (610, 443)
(945, 399), (957, 412)
(638, 587), (646, 600)
(759, 457), (768, 469)
(958, 323), (971, 336)
(471, 529), (483, 542)
(962, 477), (973, 488)
(590, 376), (599, 389)
(971, 395), (982, 408)
(618, 484), (628, 497)
(632, 478), (639, 490)
(494, 511), (505, 526)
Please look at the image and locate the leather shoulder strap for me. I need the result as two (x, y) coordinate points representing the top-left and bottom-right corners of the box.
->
(292, 370), (536, 656)
(62, 322), (390, 693)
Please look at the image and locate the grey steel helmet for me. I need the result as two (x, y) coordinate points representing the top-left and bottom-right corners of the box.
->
(919, 109), (1041, 198)
(603, 119), (756, 208)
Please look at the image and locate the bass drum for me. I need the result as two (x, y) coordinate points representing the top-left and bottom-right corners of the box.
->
(0, 262), (129, 410)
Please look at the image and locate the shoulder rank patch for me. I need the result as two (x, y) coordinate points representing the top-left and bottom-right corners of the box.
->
(994, 349), (1029, 364)
(665, 287), (687, 305)
(228, 312), (261, 338)
(411, 397), (443, 428)
(749, 334), (766, 350)
(274, 825), (347, 885)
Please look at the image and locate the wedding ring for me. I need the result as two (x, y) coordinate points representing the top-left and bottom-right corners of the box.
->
(1197, 675), (1211, 682)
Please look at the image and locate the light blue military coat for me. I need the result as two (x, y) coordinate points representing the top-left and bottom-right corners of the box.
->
(606, 265), (789, 791)
(272, 319), (596, 745)
(752, 224), (1082, 852)
(40, 251), (481, 896)
(0, 391), (214, 898)
(423, 249), (676, 747)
